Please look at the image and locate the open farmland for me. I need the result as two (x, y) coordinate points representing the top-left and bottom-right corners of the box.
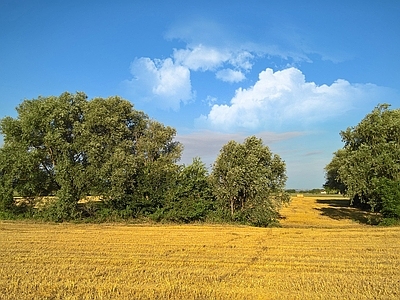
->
(1, 196), (400, 299)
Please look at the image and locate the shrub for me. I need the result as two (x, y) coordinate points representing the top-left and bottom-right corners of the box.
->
(375, 178), (400, 219)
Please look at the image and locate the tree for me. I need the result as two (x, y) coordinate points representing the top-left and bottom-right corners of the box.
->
(0, 92), (182, 220)
(211, 136), (289, 226)
(325, 104), (400, 217)
(0, 92), (88, 219)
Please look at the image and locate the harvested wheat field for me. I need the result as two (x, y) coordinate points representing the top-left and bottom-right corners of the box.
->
(1, 196), (400, 300)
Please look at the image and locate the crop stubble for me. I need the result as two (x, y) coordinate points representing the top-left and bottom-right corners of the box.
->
(1, 196), (399, 299)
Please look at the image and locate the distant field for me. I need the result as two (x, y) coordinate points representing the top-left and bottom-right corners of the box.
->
(280, 195), (382, 227)
(1, 196), (399, 299)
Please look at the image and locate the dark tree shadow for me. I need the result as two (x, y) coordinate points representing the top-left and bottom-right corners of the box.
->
(315, 199), (381, 225)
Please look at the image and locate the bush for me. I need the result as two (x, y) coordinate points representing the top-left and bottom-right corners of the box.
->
(379, 217), (400, 226)
(39, 200), (81, 222)
(375, 178), (400, 219)
(153, 197), (214, 223)
(151, 158), (215, 223)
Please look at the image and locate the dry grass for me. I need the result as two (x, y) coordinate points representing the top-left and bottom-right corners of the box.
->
(1, 196), (400, 299)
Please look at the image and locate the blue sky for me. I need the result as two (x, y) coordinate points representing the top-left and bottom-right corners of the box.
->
(1, 0), (399, 189)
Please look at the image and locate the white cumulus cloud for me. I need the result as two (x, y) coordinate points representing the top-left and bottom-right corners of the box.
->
(199, 67), (394, 131)
(122, 57), (192, 111)
(215, 69), (246, 82)
(122, 44), (255, 110)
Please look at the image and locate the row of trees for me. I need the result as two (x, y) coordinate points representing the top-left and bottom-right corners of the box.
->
(324, 104), (400, 223)
(0, 92), (289, 226)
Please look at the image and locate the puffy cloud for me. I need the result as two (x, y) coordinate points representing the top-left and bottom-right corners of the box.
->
(122, 44), (255, 110)
(200, 67), (393, 130)
(215, 69), (245, 82)
(123, 57), (192, 111)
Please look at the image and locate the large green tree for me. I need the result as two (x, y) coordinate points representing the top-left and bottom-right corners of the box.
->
(0, 92), (88, 218)
(325, 104), (400, 218)
(0, 92), (182, 220)
(211, 136), (289, 226)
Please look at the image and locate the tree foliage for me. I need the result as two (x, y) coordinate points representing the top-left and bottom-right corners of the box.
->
(0, 92), (182, 221)
(0, 92), (88, 218)
(325, 104), (400, 220)
(374, 178), (400, 220)
(211, 136), (289, 226)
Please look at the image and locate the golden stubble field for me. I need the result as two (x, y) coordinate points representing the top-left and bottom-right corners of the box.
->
(1, 196), (400, 299)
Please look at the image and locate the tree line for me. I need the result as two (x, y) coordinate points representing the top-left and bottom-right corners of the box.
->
(1, 93), (399, 226)
(0, 92), (289, 226)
